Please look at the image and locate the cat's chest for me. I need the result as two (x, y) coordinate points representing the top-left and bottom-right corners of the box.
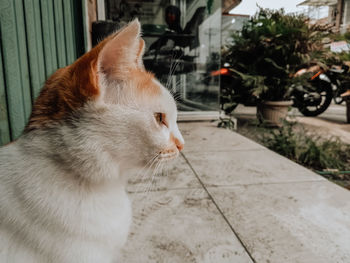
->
(24, 178), (132, 241)
(78, 190), (132, 248)
(59, 185), (131, 234)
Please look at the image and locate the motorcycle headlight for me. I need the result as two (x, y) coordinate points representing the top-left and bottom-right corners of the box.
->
(319, 74), (331, 83)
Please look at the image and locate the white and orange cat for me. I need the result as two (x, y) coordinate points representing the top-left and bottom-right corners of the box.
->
(0, 20), (184, 263)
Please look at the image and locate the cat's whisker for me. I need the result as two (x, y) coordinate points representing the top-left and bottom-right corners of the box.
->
(165, 55), (175, 89)
(165, 54), (176, 89)
(136, 154), (159, 177)
(169, 79), (184, 91)
(148, 159), (165, 193)
(134, 154), (160, 193)
(144, 162), (159, 193)
(169, 80), (183, 91)
(172, 92), (183, 100)
(169, 52), (183, 75)
(145, 161), (162, 193)
(132, 157), (157, 191)
(167, 61), (181, 87)
(146, 174), (156, 194)
(165, 52), (184, 91)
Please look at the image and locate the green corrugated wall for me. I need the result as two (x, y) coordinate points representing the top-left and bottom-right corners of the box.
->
(0, 0), (85, 145)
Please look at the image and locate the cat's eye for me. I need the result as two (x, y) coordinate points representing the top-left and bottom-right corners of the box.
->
(154, 112), (167, 126)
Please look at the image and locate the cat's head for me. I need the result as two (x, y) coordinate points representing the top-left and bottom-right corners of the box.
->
(26, 20), (184, 171)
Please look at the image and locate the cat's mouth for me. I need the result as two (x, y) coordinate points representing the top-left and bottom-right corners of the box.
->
(158, 151), (178, 161)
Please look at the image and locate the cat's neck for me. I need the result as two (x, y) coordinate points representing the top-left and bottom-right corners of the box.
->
(20, 122), (128, 186)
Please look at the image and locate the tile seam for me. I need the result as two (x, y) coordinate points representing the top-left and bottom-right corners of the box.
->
(181, 152), (257, 263)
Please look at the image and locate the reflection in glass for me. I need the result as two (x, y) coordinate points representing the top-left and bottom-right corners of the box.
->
(104, 0), (221, 111)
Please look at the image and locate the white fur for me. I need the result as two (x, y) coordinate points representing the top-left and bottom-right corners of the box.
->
(0, 20), (183, 263)
(0, 107), (132, 262)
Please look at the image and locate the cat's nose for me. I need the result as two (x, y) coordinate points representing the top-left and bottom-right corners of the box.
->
(171, 126), (184, 151)
(175, 138), (184, 151)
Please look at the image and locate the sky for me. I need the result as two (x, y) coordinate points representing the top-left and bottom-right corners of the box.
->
(230, 0), (308, 16)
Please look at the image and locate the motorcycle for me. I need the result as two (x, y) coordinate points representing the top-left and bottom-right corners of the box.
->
(291, 64), (349, 116)
(215, 64), (350, 117)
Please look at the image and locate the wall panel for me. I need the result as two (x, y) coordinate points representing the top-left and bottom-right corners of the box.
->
(0, 0), (85, 144)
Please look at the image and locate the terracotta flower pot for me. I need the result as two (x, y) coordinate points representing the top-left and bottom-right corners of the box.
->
(257, 100), (293, 126)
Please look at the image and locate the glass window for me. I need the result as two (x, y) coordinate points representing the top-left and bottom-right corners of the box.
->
(104, 0), (221, 111)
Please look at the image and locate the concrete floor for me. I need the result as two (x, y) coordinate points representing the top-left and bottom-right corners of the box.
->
(294, 104), (350, 142)
(121, 122), (350, 263)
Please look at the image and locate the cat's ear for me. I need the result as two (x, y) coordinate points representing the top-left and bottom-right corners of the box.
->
(98, 19), (144, 78)
(137, 39), (145, 69)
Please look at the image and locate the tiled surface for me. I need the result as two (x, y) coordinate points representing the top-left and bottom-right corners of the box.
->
(208, 182), (350, 263)
(121, 189), (253, 263)
(127, 154), (202, 193)
(185, 149), (324, 187)
(122, 122), (350, 263)
(178, 122), (265, 153)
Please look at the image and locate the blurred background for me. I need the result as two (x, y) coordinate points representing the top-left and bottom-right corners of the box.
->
(1, 1), (350, 161)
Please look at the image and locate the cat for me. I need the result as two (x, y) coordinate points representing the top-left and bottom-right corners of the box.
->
(0, 19), (184, 263)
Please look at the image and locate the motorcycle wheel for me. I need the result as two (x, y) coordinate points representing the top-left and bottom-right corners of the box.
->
(334, 97), (344, 105)
(297, 80), (333, 117)
(333, 86), (348, 104)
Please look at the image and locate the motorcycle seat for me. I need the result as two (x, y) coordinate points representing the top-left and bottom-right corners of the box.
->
(329, 68), (344, 74)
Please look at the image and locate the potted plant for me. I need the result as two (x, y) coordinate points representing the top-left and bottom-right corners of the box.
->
(221, 8), (326, 125)
(253, 76), (293, 126)
(227, 67), (293, 126)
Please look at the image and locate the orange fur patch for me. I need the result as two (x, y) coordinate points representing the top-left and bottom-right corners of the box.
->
(25, 25), (159, 132)
(24, 36), (114, 132)
(130, 69), (161, 97)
